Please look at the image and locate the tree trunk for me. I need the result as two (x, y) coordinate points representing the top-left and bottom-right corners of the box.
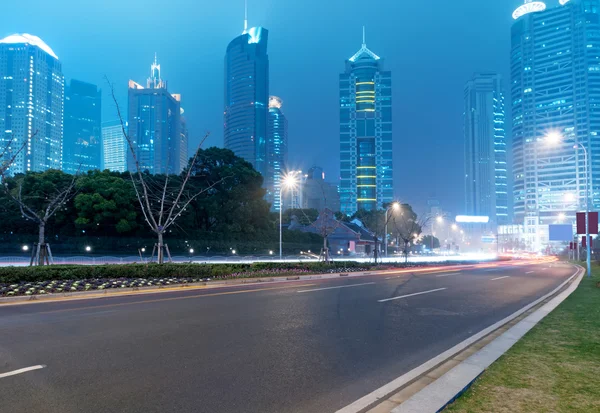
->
(157, 231), (164, 264)
(38, 222), (45, 245)
(37, 222), (46, 266)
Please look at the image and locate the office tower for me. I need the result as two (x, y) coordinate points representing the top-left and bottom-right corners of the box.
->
(224, 17), (269, 179)
(127, 55), (182, 174)
(63, 80), (102, 174)
(266, 96), (287, 211)
(102, 120), (127, 172)
(464, 72), (508, 228)
(339, 28), (393, 216)
(0, 34), (64, 174)
(511, 0), (600, 250)
(301, 166), (341, 212)
(180, 110), (189, 170)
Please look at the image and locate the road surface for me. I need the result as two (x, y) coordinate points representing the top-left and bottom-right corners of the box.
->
(0, 260), (575, 413)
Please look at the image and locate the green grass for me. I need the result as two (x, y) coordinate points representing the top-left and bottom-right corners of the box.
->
(445, 264), (600, 413)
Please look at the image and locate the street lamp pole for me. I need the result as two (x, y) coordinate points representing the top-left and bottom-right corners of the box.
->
(577, 143), (592, 277)
(279, 186), (283, 261)
(384, 202), (400, 258)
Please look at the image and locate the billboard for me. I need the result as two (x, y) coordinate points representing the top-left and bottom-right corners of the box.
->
(456, 215), (490, 224)
(576, 212), (599, 234)
(548, 224), (573, 241)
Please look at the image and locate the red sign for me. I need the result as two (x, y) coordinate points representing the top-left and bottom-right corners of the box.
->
(576, 212), (599, 234)
(582, 236), (593, 249)
(569, 242), (574, 250)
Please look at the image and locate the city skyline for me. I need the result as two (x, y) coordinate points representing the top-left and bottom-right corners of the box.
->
(0, 0), (522, 216)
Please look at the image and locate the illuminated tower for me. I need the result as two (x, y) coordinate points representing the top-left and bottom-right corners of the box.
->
(266, 96), (288, 211)
(0, 34), (64, 174)
(511, 0), (600, 250)
(339, 28), (393, 215)
(127, 55), (182, 174)
(224, 3), (269, 179)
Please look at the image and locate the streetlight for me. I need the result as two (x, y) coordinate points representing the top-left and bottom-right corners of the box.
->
(269, 250), (273, 255)
(546, 133), (592, 277)
(232, 249), (236, 255)
(385, 202), (401, 257)
(85, 246), (92, 252)
(279, 172), (298, 261)
(189, 248), (194, 254)
(431, 216), (443, 252)
(452, 223), (458, 231)
(558, 213), (566, 222)
(22, 245), (29, 252)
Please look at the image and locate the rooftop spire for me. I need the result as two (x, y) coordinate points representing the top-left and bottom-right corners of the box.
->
(148, 53), (164, 89)
(243, 0), (248, 33)
(362, 26), (366, 47)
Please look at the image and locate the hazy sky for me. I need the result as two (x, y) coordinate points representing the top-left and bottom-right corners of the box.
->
(1, 0), (531, 215)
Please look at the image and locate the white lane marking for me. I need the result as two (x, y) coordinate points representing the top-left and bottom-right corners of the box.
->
(436, 272), (461, 278)
(378, 288), (447, 303)
(491, 276), (510, 281)
(526, 271), (535, 274)
(297, 282), (375, 293)
(0, 365), (46, 379)
(484, 268), (499, 272)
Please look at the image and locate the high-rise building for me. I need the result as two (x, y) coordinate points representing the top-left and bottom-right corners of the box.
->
(224, 19), (269, 179)
(63, 80), (102, 174)
(127, 55), (182, 174)
(511, 0), (600, 250)
(463, 72), (508, 228)
(0, 34), (64, 174)
(102, 120), (127, 172)
(339, 29), (393, 216)
(301, 166), (341, 212)
(266, 96), (288, 211)
(180, 109), (189, 170)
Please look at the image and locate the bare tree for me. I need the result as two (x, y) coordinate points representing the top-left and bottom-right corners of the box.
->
(0, 134), (30, 176)
(2, 170), (78, 265)
(107, 78), (221, 263)
(393, 210), (431, 263)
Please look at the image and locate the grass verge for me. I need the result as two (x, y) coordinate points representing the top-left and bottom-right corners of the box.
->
(445, 264), (600, 413)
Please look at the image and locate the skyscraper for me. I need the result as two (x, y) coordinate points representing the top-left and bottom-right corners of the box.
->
(464, 72), (508, 228)
(63, 80), (102, 174)
(102, 120), (127, 172)
(511, 0), (600, 250)
(127, 55), (182, 174)
(266, 96), (287, 211)
(180, 109), (189, 170)
(0, 34), (64, 174)
(339, 29), (393, 216)
(224, 16), (269, 179)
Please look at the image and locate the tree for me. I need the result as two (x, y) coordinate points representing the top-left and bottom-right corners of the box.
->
(2, 170), (78, 265)
(352, 209), (387, 263)
(308, 208), (342, 262)
(108, 79), (221, 263)
(282, 208), (319, 226)
(391, 204), (429, 262)
(420, 235), (440, 250)
(74, 170), (139, 236)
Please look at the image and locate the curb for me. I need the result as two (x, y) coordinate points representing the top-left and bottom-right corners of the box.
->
(393, 265), (584, 413)
(336, 263), (582, 413)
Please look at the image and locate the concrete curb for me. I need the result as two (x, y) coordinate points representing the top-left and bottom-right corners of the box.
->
(392, 265), (585, 413)
(335, 263), (580, 413)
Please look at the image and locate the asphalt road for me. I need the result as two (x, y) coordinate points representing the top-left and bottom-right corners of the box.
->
(0, 260), (576, 413)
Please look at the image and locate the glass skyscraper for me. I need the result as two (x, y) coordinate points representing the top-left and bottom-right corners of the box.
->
(127, 56), (182, 175)
(511, 0), (600, 250)
(224, 26), (269, 180)
(63, 80), (102, 174)
(102, 120), (127, 172)
(266, 96), (287, 211)
(0, 34), (63, 174)
(339, 30), (393, 215)
(464, 72), (508, 228)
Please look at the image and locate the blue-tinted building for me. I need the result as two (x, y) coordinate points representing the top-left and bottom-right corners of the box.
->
(266, 96), (287, 211)
(339, 30), (393, 215)
(464, 72), (507, 228)
(224, 26), (269, 179)
(63, 80), (102, 174)
(511, 0), (600, 250)
(0, 34), (63, 174)
(102, 120), (127, 172)
(127, 56), (182, 175)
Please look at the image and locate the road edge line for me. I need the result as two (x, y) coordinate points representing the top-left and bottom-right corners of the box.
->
(392, 264), (584, 413)
(335, 264), (582, 413)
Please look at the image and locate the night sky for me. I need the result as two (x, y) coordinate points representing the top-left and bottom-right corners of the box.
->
(1, 0), (528, 216)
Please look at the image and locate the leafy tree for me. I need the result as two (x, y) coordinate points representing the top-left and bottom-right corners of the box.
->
(282, 208), (319, 226)
(420, 235), (440, 250)
(74, 170), (139, 235)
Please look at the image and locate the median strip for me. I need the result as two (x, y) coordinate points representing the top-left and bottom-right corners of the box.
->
(296, 282), (375, 293)
(377, 288), (447, 303)
(0, 365), (46, 379)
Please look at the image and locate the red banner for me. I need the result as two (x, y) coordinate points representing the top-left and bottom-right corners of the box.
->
(576, 212), (599, 234)
(569, 242), (574, 250)
(582, 236), (593, 249)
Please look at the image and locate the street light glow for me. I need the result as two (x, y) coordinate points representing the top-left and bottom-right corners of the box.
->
(564, 192), (576, 202)
(545, 131), (562, 145)
(282, 173), (298, 189)
(436, 216), (443, 223)
(85, 246), (92, 252)
(392, 202), (400, 210)
(189, 248), (194, 254)
(232, 249), (236, 255)
(452, 224), (458, 231)
(22, 245), (29, 251)
(558, 213), (566, 221)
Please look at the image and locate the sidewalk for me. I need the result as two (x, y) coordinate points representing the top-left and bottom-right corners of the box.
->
(445, 265), (600, 413)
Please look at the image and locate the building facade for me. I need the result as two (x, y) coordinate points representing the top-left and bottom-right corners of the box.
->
(511, 0), (600, 250)
(339, 30), (393, 215)
(102, 120), (127, 172)
(301, 166), (341, 212)
(180, 110), (189, 170)
(464, 72), (508, 229)
(63, 80), (102, 174)
(0, 34), (64, 174)
(224, 26), (269, 179)
(127, 56), (182, 175)
(266, 96), (287, 211)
